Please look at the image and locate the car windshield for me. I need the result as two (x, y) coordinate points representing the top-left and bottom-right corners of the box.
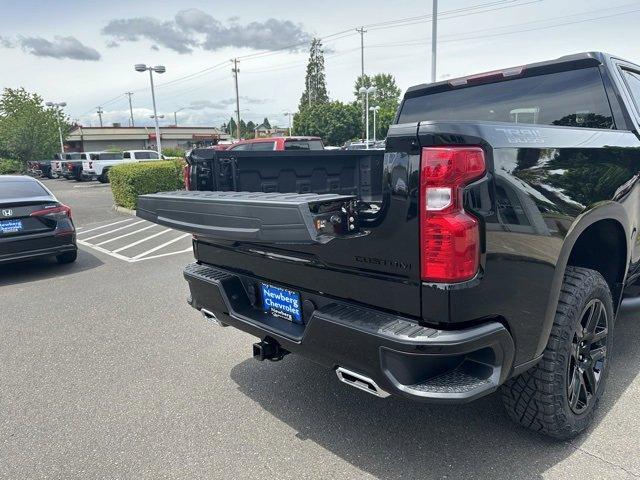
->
(0, 180), (49, 200)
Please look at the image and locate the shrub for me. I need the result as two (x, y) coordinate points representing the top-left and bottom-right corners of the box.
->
(162, 147), (186, 159)
(0, 158), (23, 174)
(109, 160), (184, 210)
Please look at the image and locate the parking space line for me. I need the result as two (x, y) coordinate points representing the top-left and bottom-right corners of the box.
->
(95, 224), (156, 246)
(82, 220), (146, 241)
(76, 240), (137, 262)
(75, 217), (192, 263)
(76, 218), (136, 235)
(112, 229), (172, 253)
(132, 234), (190, 260)
(135, 248), (193, 262)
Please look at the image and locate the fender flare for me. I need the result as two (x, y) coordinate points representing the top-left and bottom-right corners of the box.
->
(535, 201), (631, 358)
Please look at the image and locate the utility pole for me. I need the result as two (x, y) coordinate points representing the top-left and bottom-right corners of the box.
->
(125, 92), (134, 126)
(232, 58), (241, 140)
(356, 27), (366, 77)
(96, 106), (104, 127)
(431, 0), (438, 83)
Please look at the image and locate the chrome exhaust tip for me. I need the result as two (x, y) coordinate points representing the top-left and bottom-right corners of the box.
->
(201, 308), (226, 327)
(335, 367), (390, 398)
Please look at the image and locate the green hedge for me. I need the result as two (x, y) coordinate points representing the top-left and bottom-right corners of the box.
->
(109, 160), (184, 210)
(0, 159), (23, 174)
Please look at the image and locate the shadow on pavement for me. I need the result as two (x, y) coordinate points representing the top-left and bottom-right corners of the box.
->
(0, 248), (103, 287)
(229, 312), (639, 479)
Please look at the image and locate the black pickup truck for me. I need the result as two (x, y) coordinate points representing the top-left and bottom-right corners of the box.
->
(138, 52), (640, 439)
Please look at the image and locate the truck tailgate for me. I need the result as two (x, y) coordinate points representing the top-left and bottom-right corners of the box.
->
(137, 190), (356, 244)
(137, 142), (422, 318)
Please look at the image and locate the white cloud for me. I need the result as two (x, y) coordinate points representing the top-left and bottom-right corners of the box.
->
(18, 36), (101, 61)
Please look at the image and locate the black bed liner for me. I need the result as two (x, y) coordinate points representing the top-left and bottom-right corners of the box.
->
(137, 190), (356, 244)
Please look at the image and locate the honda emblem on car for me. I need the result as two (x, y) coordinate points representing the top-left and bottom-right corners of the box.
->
(2, 209), (13, 217)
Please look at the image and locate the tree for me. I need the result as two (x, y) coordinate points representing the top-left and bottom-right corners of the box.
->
(292, 101), (361, 146)
(353, 73), (402, 141)
(298, 38), (329, 110)
(353, 73), (401, 105)
(238, 120), (245, 138)
(0, 88), (69, 166)
(227, 117), (237, 138)
(262, 117), (271, 129)
(246, 120), (256, 137)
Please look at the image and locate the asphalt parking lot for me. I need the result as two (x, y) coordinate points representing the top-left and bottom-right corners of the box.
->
(1, 178), (639, 479)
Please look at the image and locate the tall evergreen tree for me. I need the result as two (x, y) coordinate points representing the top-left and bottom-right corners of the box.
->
(298, 38), (329, 110)
(262, 117), (271, 129)
(228, 117), (237, 138)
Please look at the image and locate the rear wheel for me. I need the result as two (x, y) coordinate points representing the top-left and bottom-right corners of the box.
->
(501, 266), (614, 439)
(98, 169), (110, 183)
(56, 250), (77, 264)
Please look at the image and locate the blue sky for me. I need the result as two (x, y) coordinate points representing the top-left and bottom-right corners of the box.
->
(1, 0), (639, 128)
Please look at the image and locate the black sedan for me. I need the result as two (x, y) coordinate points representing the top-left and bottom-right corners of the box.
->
(0, 175), (77, 265)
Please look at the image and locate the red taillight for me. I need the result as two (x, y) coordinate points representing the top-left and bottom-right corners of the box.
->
(420, 147), (485, 283)
(183, 164), (191, 191)
(30, 204), (72, 220)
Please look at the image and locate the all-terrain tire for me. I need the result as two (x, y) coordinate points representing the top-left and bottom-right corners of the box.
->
(501, 266), (615, 439)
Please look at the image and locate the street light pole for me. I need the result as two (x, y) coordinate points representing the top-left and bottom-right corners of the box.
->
(135, 64), (166, 156)
(360, 87), (376, 149)
(46, 101), (67, 154)
(431, 0), (438, 83)
(174, 108), (186, 127)
(148, 69), (162, 156)
(369, 105), (380, 142)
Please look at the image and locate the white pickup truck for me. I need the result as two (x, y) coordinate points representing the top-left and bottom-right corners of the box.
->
(82, 150), (162, 183)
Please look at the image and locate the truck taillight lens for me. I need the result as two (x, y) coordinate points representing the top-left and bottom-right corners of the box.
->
(420, 147), (485, 283)
(89, 161), (93, 168)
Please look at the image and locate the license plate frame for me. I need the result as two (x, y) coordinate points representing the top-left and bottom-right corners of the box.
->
(260, 283), (302, 324)
(0, 219), (23, 234)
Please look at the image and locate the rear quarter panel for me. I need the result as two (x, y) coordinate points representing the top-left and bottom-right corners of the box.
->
(418, 121), (640, 364)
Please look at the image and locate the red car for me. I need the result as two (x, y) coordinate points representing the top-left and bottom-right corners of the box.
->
(183, 137), (324, 189)
(227, 136), (324, 151)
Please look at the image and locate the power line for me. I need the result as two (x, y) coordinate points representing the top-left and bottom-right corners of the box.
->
(364, 2), (640, 49)
(366, 0), (542, 32)
(363, 0), (528, 29)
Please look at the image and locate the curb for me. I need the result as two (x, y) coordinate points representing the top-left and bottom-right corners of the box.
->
(113, 205), (137, 216)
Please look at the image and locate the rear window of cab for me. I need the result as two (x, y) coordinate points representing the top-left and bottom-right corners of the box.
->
(399, 67), (614, 129)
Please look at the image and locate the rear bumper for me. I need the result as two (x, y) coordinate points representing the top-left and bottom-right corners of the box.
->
(184, 262), (515, 404)
(0, 232), (76, 264)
